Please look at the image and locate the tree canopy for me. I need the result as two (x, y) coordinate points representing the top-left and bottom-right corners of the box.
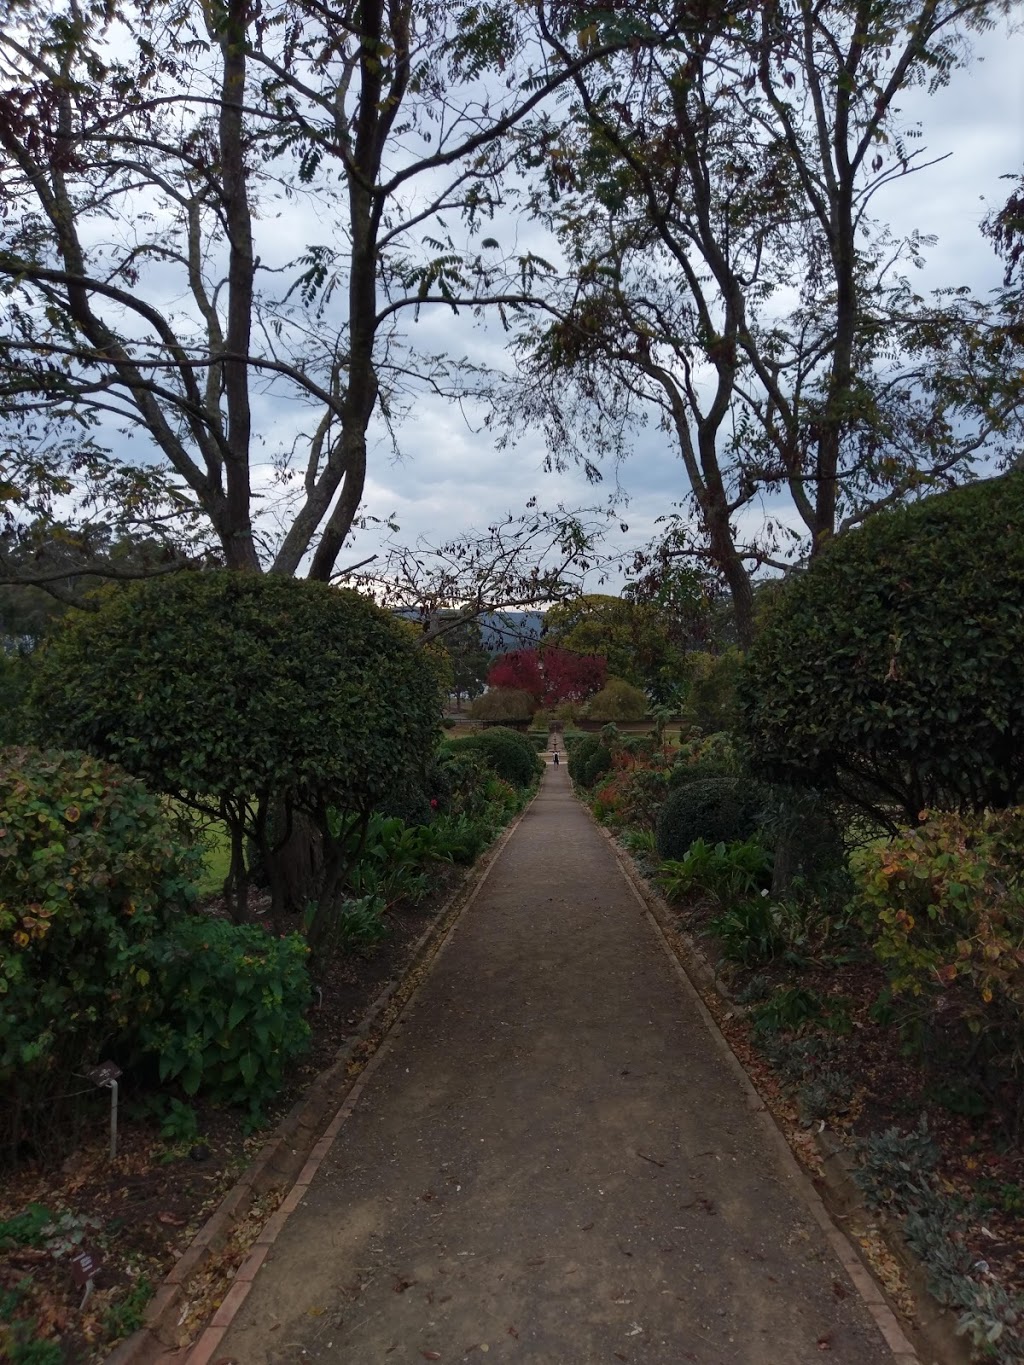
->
(508, 0), (1024, 643)
(0, 0), (690, 591)
(542, 593), (687, 701)
(28, 571), (444, 927)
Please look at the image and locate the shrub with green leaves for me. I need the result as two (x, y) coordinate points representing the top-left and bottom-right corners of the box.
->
(857, 807), (1024, 1087)
(741, 473), (1024, 824)
(684, 649), (743, 734)
(566, 733), (601, 781)
(668, 731), (740, 788)
(29, 572), (443, 935)
(0, 748), (199, 1160)
(431, 743), (491, 818)
(585, 677), (648, 722)
(467, 687), (536, 723)
(137, 916), (310, 1111)
(655, 776), (758, 861)
(450, 726), (542, 789)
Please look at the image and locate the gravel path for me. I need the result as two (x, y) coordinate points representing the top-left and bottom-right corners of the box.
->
(214, 762), (905, 1365)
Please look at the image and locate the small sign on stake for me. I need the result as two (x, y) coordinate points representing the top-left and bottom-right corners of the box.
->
(70, 1248), (102, 1308)
(86, 1061), (122, 1160)
(86, 1061), (122, 1087)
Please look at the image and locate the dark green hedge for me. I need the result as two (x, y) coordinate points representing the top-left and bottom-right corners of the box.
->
(449, 726), (542, 789)
(655, 777), (758, 860)
(740, 474), (1024, 823)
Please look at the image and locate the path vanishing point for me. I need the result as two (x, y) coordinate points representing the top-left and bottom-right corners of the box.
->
(202, 762), (919, 1365)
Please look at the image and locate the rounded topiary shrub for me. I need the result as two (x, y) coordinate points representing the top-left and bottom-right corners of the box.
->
(0, 748), (199, 1160)
(468, 687), (536, 723)
(577, 744), (613, 789)
(655, 776), (758, 861)
(28, 572), (443, 933)
(741, 474), (1024, 824)
(585, 677), (648, 723)
(451, 726), (542, 789)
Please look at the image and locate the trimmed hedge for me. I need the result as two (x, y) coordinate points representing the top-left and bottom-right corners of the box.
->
(450, 726), (542, 789)
(741, 475), (1024, 823)
(655, 776), (758, 861)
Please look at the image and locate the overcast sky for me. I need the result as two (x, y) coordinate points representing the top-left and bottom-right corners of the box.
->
(314, 15), (1024, 597)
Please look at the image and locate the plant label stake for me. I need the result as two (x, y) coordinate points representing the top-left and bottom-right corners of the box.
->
(70, 1248), (101, 1308)
(87, 1062), (122, 1160)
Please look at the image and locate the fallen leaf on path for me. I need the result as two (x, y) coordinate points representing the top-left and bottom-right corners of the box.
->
(831, 1280), (846, 1299)
(507, 1326), (519, 1339)
(580, 1222), (594, 1231)
(817, 1335), (833, 1350)
(392, 1276), (416, 1293)
(156, 1211), (187, 1226)
(421, 1352), (441, 1361)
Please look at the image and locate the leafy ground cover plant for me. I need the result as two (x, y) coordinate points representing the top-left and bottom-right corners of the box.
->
(136, 917), (311, 1114)
(856, 1121), (1024, 1362)
(658, 836), (772, 905)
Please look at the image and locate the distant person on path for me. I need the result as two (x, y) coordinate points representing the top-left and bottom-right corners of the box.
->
(553, 751), (559, 766)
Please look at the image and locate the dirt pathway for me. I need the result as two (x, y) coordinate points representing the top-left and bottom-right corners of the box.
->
(212, 764), (908, 1365)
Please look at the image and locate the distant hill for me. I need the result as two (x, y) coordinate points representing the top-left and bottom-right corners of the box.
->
(479, 611), (544, 652)
(394, 607), (545, 653)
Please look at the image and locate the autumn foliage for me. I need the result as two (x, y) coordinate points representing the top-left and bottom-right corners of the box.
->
(486, 647), (606, 705)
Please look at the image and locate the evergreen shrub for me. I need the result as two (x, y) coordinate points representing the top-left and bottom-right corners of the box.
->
(29, 572), (442, 931)
(450, 726), (542, 789)
(655, 776), (758, 861)
(0, 748), (199, 1159)
(741, 474), (1024, 823)
(137, 916), (310, 1111)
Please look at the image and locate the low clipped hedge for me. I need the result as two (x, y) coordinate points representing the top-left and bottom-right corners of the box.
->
(449, 726), (542, 789)
(655, 776), (759, 861)
(0, 748), (200, 1159)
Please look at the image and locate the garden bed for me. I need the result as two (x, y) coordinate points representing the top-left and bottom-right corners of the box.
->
(622, 839), (1024, 1358)
(0, 868), (463, 1364)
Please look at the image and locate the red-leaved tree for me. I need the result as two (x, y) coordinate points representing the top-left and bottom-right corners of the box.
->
(487, 650), (545, 700)
(486, 647), (606, 705)
(541, 647), (606, 703)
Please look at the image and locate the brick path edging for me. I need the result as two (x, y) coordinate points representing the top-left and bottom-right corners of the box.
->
(106, 796), (536, 1365)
